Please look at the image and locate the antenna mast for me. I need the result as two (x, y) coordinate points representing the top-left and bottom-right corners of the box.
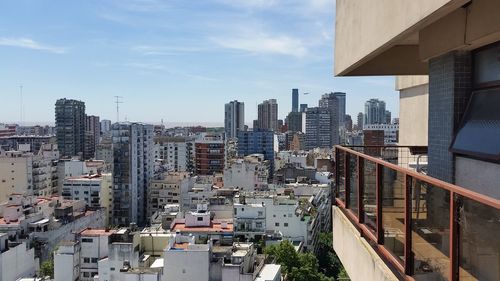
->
(114, 96), (123, 122)
(19, 85), (23, 125)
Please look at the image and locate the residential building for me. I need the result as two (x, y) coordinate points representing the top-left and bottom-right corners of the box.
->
(0, 232), (36, 281)
(237, 130), (274, 175)
(299, 104), (307, 113)
(356, 112), (363, 130)
(363, 124), (399, 145)
(100, 119), (112, 136)
(0, 135), (55, 153)
(96, 136), (113, 171)
(148, 172), (191, 221)
(285, 111), (302, 133)
(319, 92), (340, 145)
(345, 114), (353, 132)
(305, 107), (332, 150)
(62, 173), (113, 225)
(364, 98), (387, 125)
(0, 144), (59, 201)
(256, 99), (278, 132)
(111, 122), (154, 226)
(224, 100), (245, 139)
(385, 110), (391, 125)
(84, 115), (100, 160)
(55, 98), (86, 158)
(0, 124), (17, 138)
(334, 1), (500, 280)
(224, 154), (269, 191)
(54, 241), (81, 281)
(194, 134), (224, 175)
(233, 200), (266, 240)
(291, 88), (299, 112)
(163, 233), (210, 281)
(154, 137), (190, 172)
(333, 91), (346, 127)
(57, 159), (107, 192)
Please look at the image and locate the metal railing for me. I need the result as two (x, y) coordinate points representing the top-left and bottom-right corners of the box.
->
(334, 145), (500, 281)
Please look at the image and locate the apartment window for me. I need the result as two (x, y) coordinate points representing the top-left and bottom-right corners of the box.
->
(82, 238), (93, 243)
(83, 272), (90, 277)
(258, 211), (263, 216)
(256, 222), (263, 228)
(83, 258), (90, 263)
(91, 258), (98, 263)
(275, 222), (279, 227)
(197, 217), (203, 221)
(284, 223), (289, 227)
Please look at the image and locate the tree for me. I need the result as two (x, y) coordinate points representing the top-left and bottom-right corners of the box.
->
(265, 240), (333, 281)
(317, 232), (349, 280)
(40, 259), (54, 278)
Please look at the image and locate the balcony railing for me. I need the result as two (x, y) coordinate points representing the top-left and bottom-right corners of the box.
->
(334, 145), (500, 281)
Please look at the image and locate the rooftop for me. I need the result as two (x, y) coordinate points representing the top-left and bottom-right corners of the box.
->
(171, 221), (233, 233)
(80, 228), (116, 237)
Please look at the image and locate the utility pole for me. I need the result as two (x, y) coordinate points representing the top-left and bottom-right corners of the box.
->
(114, 96), (123, 123)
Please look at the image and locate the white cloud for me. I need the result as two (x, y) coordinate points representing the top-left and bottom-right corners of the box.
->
(0, 37), (66, 54)
(212, 32), (307, 58)
(131, 45), (205, 56)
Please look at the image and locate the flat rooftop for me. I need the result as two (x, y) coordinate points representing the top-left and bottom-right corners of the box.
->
(80, 228), (116, 237)
(171, 221), (233, 233)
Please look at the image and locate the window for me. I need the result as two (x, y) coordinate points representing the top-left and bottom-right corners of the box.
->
(197, 217), (203, 221)
(82, 238), (93, 243)
(275, 222), (279, 227)
(284, 223), (289, 227)
(451, 88), (500, 160)
(110, 267), (115, 271)
(258, 211), (263, 216)
(256, 222), (263, 228)
(91, 258), (98, 263)
(83, 272), (90, 277)
(83, 258), (90, 263)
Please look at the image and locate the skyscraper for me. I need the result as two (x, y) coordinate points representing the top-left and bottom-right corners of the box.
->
(385, 110), (392, 124)
(319, 93), (340, 145)
(100, 119), (112, 135)
(55, 98), (86, 158)
(111, 122), (154, 226)
(292, 88), (299, 113)
(364, 98), (386, 125)
(333, 92), (346, 127)
(256, 99), (278, 132)
(224, 100), (245, 139)
(84, 115), (100, 159)
(305, 107), (332, 150)
(300, 104), (308, 112)
(286, 111), (303, 132)
(357, 112), (364, 130)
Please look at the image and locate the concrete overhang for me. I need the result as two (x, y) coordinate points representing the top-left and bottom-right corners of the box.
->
(334, 0), (500, 76)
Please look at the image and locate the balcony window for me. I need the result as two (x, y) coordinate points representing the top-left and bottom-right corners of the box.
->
(451, 88), (500, 161)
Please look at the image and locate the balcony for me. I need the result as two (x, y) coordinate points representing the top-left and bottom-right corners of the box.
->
(333, 145), (500, 281)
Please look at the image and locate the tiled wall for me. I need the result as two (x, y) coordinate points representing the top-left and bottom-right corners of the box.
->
(428, 51), (471, 183)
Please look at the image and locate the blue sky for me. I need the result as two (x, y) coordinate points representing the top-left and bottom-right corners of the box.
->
(0, 0), (397, 125)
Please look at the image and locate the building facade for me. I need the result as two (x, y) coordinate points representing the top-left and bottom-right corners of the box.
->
(55, 99), (86, 158)
(364, 98), (387, 125)
(292, 88), (299, 113)
(84, 115), (100, 160)
(224, 100), (245, 139)
(237, 130), (274, 175)
(305, 107), (332, 150)
(111, 122), (154, 226)
(256, 99), (278, 132)
(194, 134), (224, 175)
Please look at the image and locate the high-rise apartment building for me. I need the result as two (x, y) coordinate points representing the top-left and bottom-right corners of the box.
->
(319, 93), (340, 146)
(55, 98), (86, 158)
(385, 110), (392, 124)
(357, 112), (364, 130)
(111, 122), (154, 226)
(237, 130), (275, 176)
(194, 134), (224, 175)
(300, 104), (308, 113)
(304, 107), (332, 150)
(256, 99), (278, 132)
(100, 119), (112, 136)
(292, 89), (299, 113)
(85, 115), (100, 159)
(364, 98), (387, 125)
(286, 112), (303, 133)
(224, 100), (245, 139)
(333, 92), (346, 127)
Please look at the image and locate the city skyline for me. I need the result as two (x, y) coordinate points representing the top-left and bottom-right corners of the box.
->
(0, 0), (397, 124)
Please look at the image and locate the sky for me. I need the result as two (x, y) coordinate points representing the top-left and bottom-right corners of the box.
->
(0, 0), (397, 126)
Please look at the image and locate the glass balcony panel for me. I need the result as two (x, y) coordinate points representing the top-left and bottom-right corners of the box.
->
(411, 179), (450, 281)
(363, 160), (377, 232)
(381, 166), (405, 263)
(349, 155), (358, 215)
(459, 197), (500, 281)
(337, 150), (345, 203)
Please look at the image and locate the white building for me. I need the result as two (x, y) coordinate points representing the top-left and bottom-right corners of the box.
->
(62, 173), (113, 225)
(363, 123), (399, 145)
(54, 241), (81, 281)
(234, 201), (266, 240)
(224, 154), (269, 191)
(148, 172), (192, 220)
(0, 232), (36, 281)
(254, 264), (281, 281)
(154, 138), (190, 172)
(163, 234), (210, 281)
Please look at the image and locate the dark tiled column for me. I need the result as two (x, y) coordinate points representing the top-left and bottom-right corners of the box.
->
(428, 51), (471, 184)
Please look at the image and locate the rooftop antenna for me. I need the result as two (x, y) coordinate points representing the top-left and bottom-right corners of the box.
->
(19, 85), (23, 125)
(114, 96), (123, 122)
